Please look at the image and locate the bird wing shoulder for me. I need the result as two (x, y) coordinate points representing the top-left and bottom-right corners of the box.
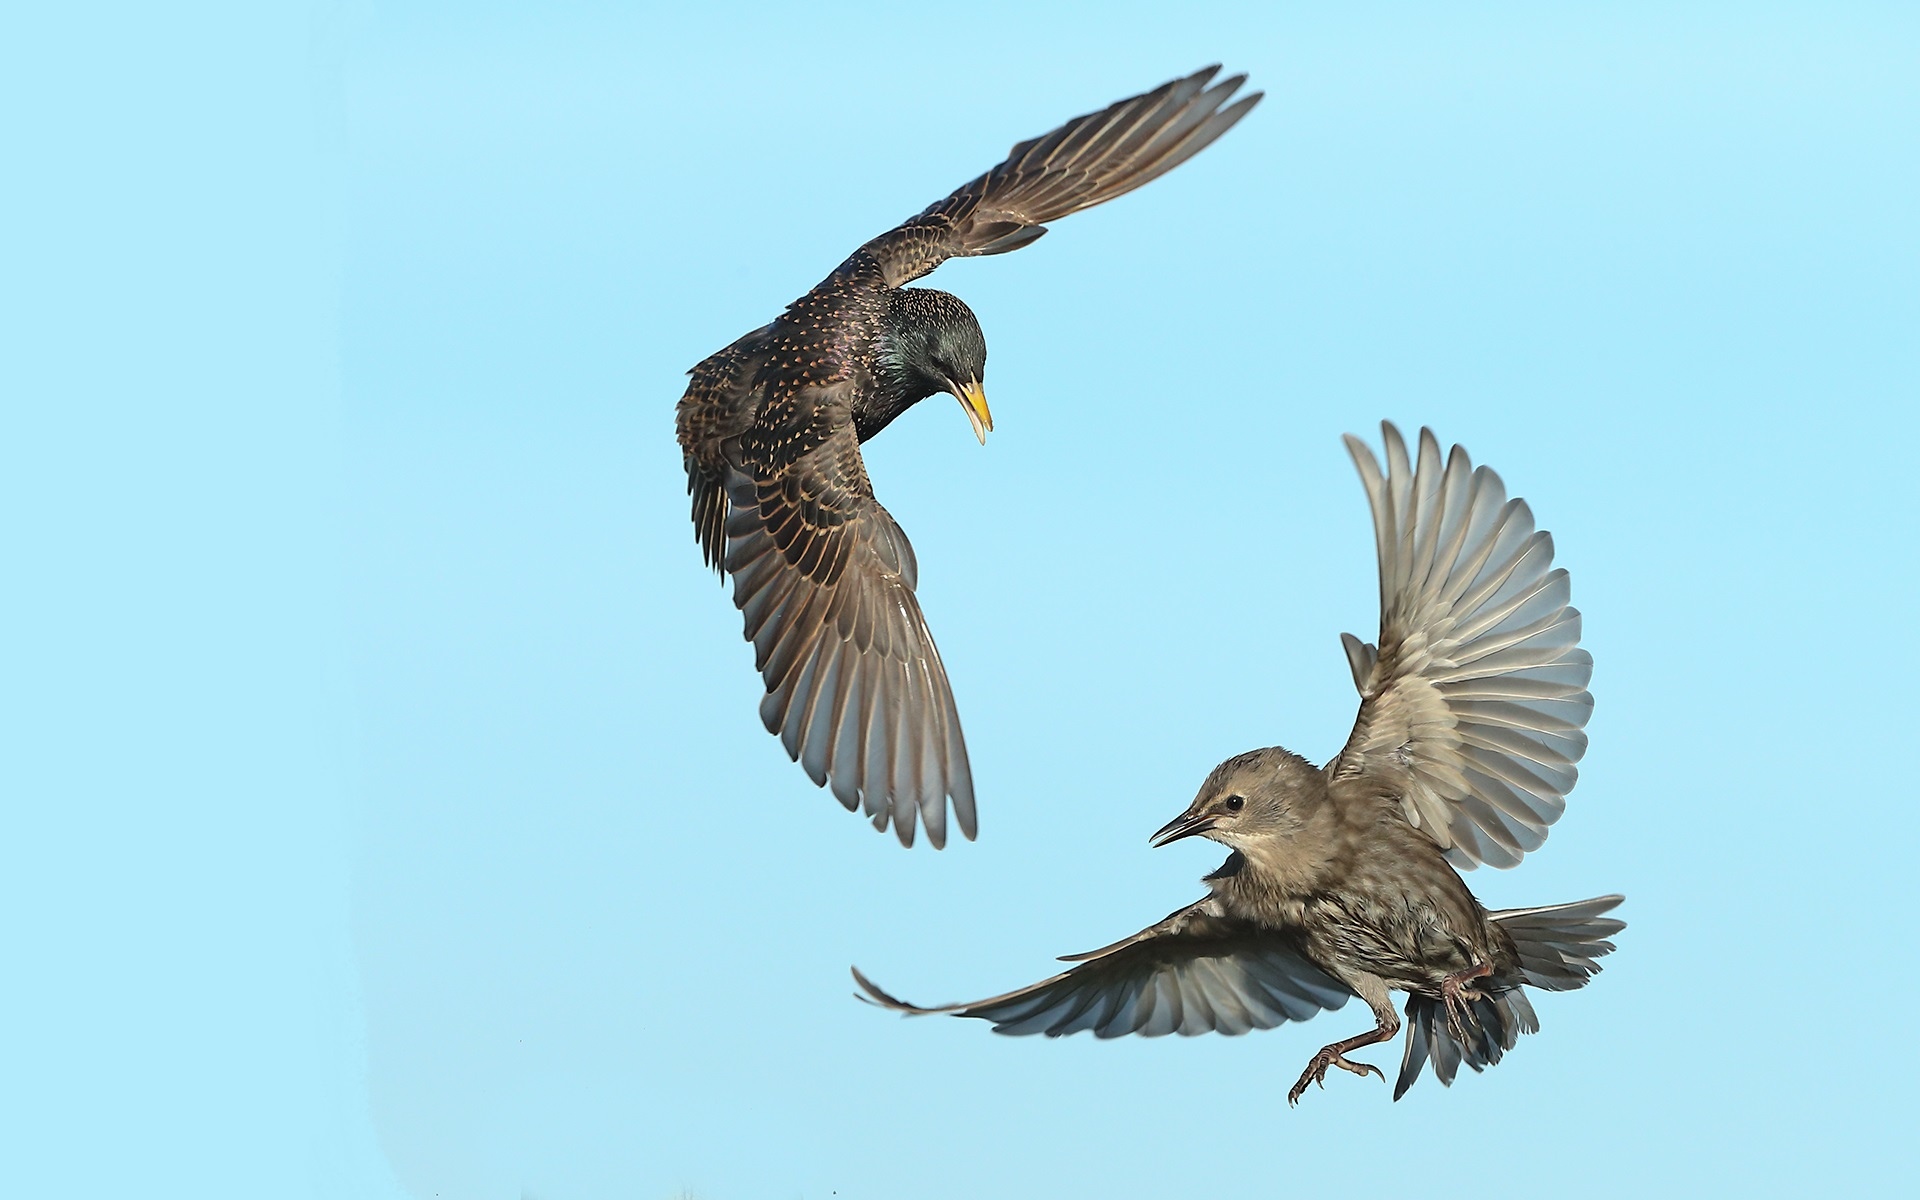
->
(852, 900), (1350, 1039)
(1329, 423), (1593, 871)
(678, 322), (775, 457)
(856, 66), (1262, 287)
(677, 323), (775, 572)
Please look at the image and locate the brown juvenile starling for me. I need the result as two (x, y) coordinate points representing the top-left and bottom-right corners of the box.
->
(677, 67), (1261, 848)
(855, 423), (1624, 1102)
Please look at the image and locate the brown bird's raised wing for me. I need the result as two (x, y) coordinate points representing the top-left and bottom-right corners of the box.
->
(853, 900), (1350, 1037)
(724, 415), (973, 848)
(1331, 423), (1593, 870)
(860, 66), (1262, 288)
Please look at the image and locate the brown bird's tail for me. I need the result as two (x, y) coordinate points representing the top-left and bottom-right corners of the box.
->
(1393, 983), (1539, 1101)
(1393, 894), (1624, 1100)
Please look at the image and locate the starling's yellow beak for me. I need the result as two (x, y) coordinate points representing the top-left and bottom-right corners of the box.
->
(952, 379), (992, 445)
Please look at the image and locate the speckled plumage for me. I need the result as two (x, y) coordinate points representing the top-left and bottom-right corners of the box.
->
(677, 67), (1262, 847)
(855, 425), (1625, 1103)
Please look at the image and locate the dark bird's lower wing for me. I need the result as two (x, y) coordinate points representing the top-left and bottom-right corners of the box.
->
(854, 901), (1350, 1037)
(725, 420), (973, 848)
(861, 65), (1262, 287)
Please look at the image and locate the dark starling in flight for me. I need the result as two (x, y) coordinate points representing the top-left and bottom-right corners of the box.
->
(855, 423), (1624, 1102)
(676, 68), (1262, 849)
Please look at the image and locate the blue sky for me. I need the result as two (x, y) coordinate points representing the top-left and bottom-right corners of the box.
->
(9, 2), (1918, 1197)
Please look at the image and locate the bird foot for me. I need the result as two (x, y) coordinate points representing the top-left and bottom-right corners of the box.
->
(1440, 964), (1490, 1042)
(1287, 1046), (1384, 1106)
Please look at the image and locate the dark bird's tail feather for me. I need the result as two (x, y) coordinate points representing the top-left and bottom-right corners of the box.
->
(1393, 894), (1623, 1100)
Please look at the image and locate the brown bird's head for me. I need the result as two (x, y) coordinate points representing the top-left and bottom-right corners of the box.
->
(1151, 747), (1321, 851)
(880, 288), (991, 443)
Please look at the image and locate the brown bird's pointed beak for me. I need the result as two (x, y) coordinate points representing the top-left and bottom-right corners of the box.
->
(951, 379), (991, 445)
(1150, 809), (1216, 848)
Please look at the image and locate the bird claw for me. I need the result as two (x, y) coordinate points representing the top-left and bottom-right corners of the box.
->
(1442, 991), (1476, 1042)
(1440, 965), (1490, 1041)
(1287, 1048), (1384, 1105)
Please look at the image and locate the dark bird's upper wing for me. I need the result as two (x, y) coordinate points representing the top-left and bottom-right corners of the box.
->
(1330, 423), (1593, 869)
(854, 900), (1350, 1037)
(725, 410), (973, 848)
(859, 66), (1262, 288)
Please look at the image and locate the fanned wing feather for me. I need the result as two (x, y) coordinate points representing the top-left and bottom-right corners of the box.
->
(724, 418), (975, 848)
(1332, 423), (1593, 869)
(860, 66), (1262, 287)
(853, 901), (1351, 1038)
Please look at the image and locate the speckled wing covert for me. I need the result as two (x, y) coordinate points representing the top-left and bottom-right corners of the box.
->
(680, 324), (772, 571)
(1331, 423), (1593, 869)
(860, 65), (1262, 288)
(720, 409), (973, 849)
(853, 900), (1351, 1037)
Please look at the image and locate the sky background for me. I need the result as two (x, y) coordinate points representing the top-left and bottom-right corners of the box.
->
(9, 2), (1919, 1197)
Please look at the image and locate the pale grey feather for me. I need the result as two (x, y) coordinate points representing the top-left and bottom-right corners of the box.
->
(1333, 422), (1593, 869)
(1492, 894), (1626, 991)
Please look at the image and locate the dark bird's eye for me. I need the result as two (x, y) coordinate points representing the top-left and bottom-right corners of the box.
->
(1224, 794), (1245, 812)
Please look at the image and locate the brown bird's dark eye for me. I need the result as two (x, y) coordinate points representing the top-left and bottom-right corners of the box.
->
(1224, 795), (1245, 812)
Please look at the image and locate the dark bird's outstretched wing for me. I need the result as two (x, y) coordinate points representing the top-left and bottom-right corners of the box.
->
(860, 66), (1262, 288)
(854, 900), (1350, 1037)
(680, 69), (1259, 844)
(1331, 423), (1593, 869)
(724, 412), (973, 848)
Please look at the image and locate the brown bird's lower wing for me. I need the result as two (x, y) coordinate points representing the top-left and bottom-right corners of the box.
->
(854, 902), (1350, 1037)
(724, 421), (973, 848)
